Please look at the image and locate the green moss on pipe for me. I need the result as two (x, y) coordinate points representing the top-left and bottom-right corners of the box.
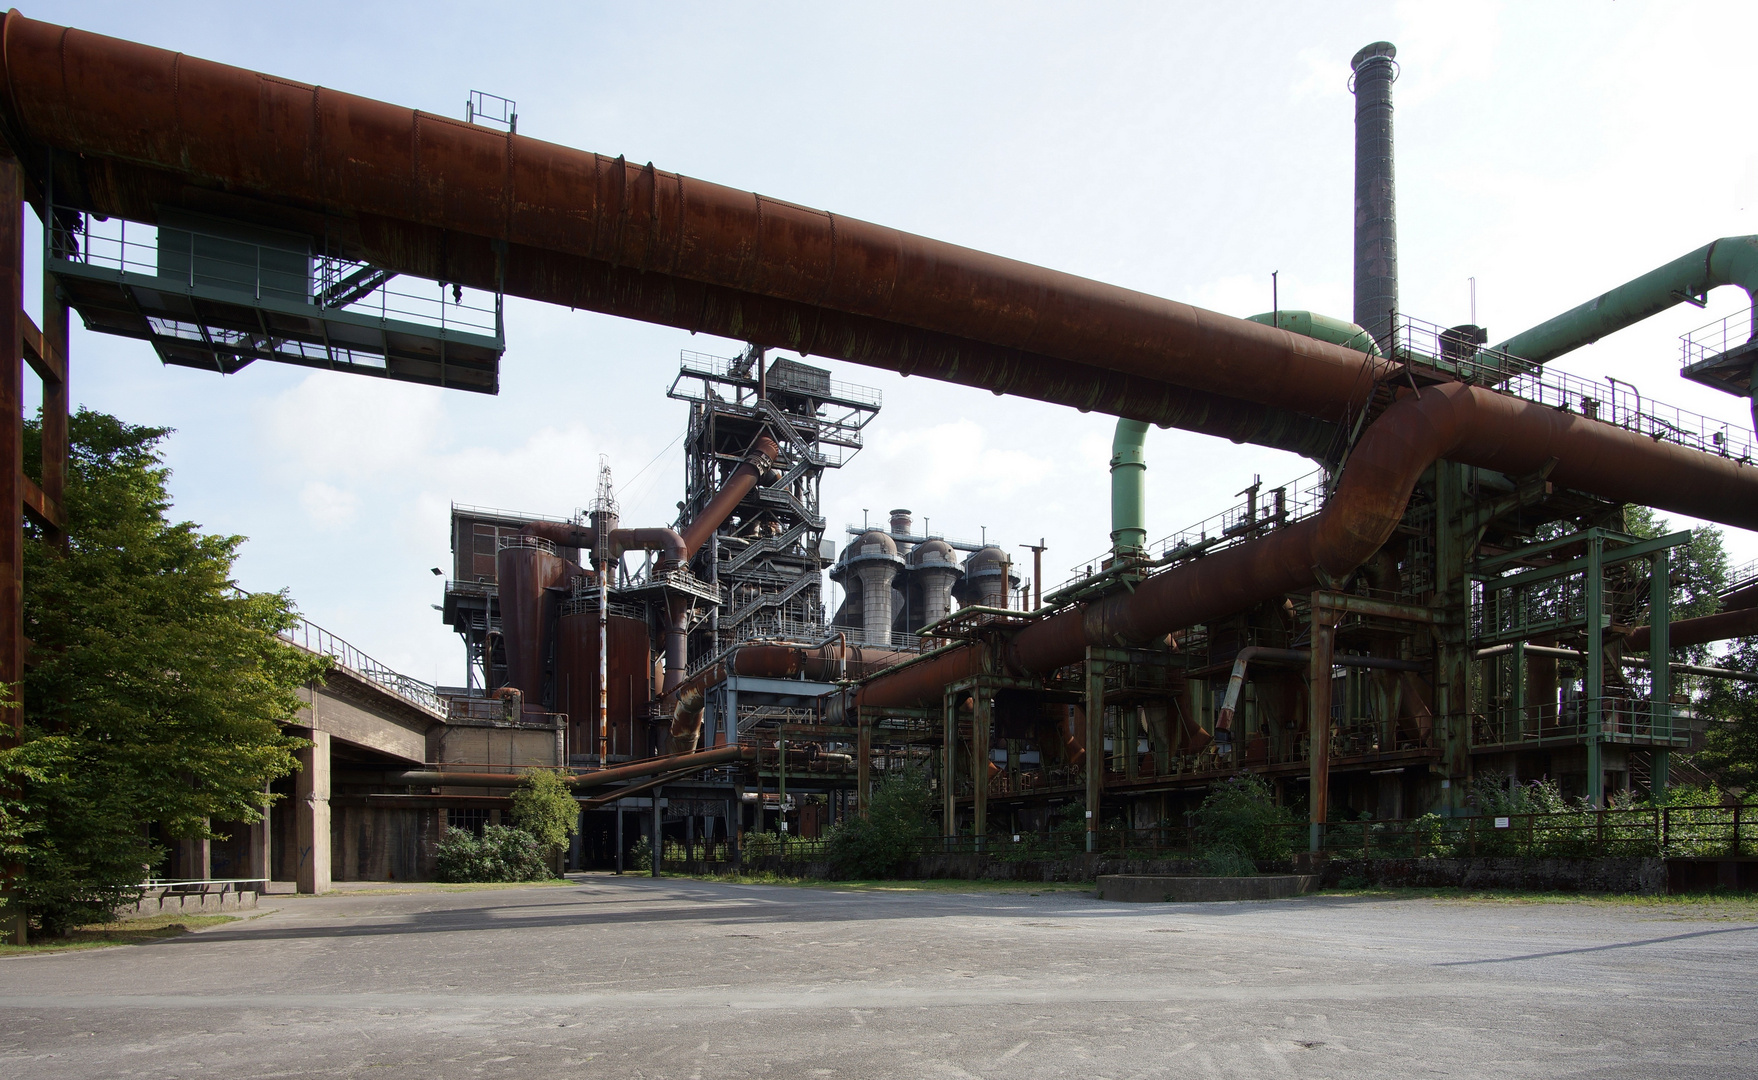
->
(1110, 418), (1149, 556)
(1245, 310), (1382, 356)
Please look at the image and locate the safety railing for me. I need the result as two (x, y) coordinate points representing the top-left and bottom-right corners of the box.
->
(278, 616), (446, 716)
(1386, 312), (1755, 462)
(1470, 697), (1686, 748)
(1681, 309), (1755, 370)
(678, 349), (883, 407)
(49, 208), (502, 339)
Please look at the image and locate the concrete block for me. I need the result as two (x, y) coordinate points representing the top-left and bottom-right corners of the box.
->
(1097, 874), (1317, 903)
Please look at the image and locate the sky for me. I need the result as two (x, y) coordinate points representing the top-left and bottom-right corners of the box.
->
(27, 0), (1758, 686)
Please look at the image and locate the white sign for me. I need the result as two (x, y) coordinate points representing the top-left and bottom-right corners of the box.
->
(1494, 816), (1510, 829)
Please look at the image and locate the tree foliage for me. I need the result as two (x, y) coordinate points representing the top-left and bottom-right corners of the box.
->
(1700, 638), (1758, 789)
(0, 410), (326, 934)
(509, 769), (579, 854)
(1190, 775), (1293, 864)
(826, 767), (933, 879)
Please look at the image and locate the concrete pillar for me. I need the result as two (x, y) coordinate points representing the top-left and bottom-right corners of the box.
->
(295, 728), (331, 894)
(918, 568), (958, 625)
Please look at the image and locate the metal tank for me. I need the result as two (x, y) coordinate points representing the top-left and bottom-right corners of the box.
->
(555, 610), (653, 761)
(494, 539), (569, 708)
(955, 545), (1017, 610)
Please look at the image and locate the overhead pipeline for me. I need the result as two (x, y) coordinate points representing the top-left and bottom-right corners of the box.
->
(1110, 419), (1149, 557)
(377, 742), (754, 789)
(0, 13), (1380, 459)
(1495, 236), (1758, 369)
(1626, 606), (1758, 653)
(680, 436), (781, 557)
(840, 381), (1758, 711)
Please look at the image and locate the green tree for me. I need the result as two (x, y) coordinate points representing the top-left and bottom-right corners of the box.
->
(826, 767), (933, 879)
(509, 768), (578, 866)
(1190, 775), (1294, 866)
(1624, 507), (1728, 663)
(1699, 638), (1758, 789)
(0, 410), (326, 934)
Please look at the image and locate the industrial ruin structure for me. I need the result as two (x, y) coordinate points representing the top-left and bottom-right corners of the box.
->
(2, 15), (1756, 889)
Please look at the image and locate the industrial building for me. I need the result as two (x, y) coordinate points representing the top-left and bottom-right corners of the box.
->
(1, 14), (1755, 887)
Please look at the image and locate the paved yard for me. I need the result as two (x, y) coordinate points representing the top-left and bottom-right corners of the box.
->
(1, 877), (1754, 1078)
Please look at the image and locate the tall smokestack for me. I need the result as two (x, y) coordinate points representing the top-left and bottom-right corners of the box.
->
(1351, 41), (1399, 355)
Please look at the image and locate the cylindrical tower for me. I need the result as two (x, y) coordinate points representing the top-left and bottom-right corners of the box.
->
(844, 529), (903, 645)
(956, 545), (1016, 609)
(494, 539), (568, 708)
(908, 538), (963, 627)
(1351, 41), (1399, 354)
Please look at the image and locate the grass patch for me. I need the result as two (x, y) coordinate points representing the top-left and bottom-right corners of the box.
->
(668, 871), (1094, 896)
(0, 912), (239, 956)
(1314, 885), (1758, 919)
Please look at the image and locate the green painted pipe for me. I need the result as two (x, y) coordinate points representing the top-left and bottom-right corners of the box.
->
(1110, 418), (1149, 556)
(1246, 310), (1382, 356)
(1495, 236), (1758, 367)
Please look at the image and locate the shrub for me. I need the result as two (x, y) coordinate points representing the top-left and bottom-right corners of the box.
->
(1191, 774), (1294, 864)
(434, 824), (552, 883)
(1198, 845), (1257, 877)
(509, 769), (579, 870)
(826, 768), (933, 879)
(630, 835), (652, 873)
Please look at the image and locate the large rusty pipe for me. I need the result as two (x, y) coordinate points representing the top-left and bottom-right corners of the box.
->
(1007, 382), (1758, 676)
(1626, 607), (1758, 653)
(519, 522), (687, 567)
(680, 437), (780, 557)
(844, 381), (1758, 710)
(379, 743), (752, 789)
(0, 14), (1373, 456)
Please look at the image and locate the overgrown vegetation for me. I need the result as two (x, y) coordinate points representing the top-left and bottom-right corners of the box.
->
(825, 767), (934, 879)
(1190, 775), (1294, 873)
(433, 824), (553, 883)
(0, 411), (327, 935)
(509, 769), (579, 870)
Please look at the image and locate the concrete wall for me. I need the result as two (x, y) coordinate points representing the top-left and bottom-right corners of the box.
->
(332, 803), (441, 882)
(431, 718), (564, 768)
(296, 675), (431, 765)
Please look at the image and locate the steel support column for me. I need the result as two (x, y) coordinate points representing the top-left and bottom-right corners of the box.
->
(856, 710), (872, 817)
(1649, 547), (1672, 800)
(1308, 597), (1339, 853)
(1586, 535), (1605, 807)
(1084, 651), (1105, 853)
(0, 151), (20, 944)
(972, 690), (991, 851)
(942, 689), (956, 845)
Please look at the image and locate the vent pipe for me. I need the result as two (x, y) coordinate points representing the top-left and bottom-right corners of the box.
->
(1351, 41), (1399, 354)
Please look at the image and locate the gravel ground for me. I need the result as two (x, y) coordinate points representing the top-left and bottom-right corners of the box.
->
(2, 876), (1754, 1079)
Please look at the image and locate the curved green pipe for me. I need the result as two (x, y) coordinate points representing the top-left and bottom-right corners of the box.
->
(1110, 418), (1149, 556)
(1246, 310), (1382, 356)
(1495, 236), (1758, 366)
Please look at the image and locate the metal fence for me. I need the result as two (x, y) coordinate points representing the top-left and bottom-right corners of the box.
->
(278, 616), (446, 716)
(659, 803), (1753, 875)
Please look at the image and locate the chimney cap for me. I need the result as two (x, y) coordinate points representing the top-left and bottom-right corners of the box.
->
(1351, 41), (1398, 73)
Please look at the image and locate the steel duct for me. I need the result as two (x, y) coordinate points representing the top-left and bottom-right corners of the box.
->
(0, 13), (1372, 460)
(841, 381), (1758, 710)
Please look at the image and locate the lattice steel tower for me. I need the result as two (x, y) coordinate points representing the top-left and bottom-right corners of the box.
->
(668, 345), (880, 658)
